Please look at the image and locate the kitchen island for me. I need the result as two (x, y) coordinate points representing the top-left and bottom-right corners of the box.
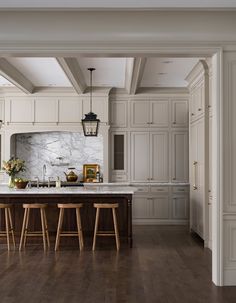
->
(0, 185), (135, 247)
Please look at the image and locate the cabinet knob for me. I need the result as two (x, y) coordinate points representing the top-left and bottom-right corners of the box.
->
(172, 178), (176, 180)
(191, 113), (194, 116)
(172, 122), (176, 124)
(198, 108), (202, 111)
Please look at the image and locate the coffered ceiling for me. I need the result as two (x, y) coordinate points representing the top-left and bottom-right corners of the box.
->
(0, 56), (201, 94)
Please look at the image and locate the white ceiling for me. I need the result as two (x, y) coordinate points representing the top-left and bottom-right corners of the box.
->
(0, 0), (235, 9)
(0, 56), (202, 91)
(141, 58), (200, 88)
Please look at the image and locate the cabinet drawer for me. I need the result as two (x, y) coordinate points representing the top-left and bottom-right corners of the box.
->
(134, 186), (149, 194)
(150, 186), (169, 193)
(172, 186), (189, 193)
(111, 174), (127, 182)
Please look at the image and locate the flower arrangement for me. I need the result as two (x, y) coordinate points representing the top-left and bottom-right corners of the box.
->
(2, 157), (26, 176)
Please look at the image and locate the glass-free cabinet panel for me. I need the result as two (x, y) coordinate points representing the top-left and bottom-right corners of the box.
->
(171, 99), (189, 128)
(150, 100), (169, 127)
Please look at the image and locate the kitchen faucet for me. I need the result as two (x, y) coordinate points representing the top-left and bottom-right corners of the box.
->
(42, 164), (47, 183)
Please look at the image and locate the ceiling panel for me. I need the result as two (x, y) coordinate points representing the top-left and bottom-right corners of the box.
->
(6, 58), (72, 87)
(77, 58), (127, 88)
(0, 75), (15, 87)
(141, 57), (200, 87)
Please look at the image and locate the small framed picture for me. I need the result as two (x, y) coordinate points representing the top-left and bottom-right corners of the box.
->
(83, 164), (100, 182)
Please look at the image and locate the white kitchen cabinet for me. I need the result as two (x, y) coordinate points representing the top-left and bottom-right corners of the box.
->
(131, 131), (169, 182)
(172, 195), (189, 220)
(110, 131), (128, 181)
(110, 100), (127, 128)
(35, 98), (58, 123)
(133, 196), (152, 219)
(131, 132), (149, 182)
(58, 97), (82, 123)
(82, 96), (108, 123)
(130, 99), (169, 128)
(5, 97), (34, 123)
(150, 132), (169, 182)
(171, 131), (189, 183)
(152, 196), (170, 219)
(171, 99), (189, 128)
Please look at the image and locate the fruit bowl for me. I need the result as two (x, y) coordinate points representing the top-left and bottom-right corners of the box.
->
(14, 180), (29, 189)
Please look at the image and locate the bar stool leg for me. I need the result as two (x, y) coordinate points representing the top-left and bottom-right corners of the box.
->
(76, 208), (83, 250)
(112, 208), (120, 251)
(40, 208), (47, 251)
(7, 208), (15, 250)
(43, 209), (50, 249)
(5, 208), (10, 251)
(92, 208), (100, 251)
(24, 208), (30, 248)
(19, 208), (27, 251)
(55, 208), (64, 251)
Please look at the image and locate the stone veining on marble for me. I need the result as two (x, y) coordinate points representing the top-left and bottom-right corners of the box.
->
(15, 132), (103, 181)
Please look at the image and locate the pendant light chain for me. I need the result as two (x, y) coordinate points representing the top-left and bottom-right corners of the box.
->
(90, 68), (92, 113)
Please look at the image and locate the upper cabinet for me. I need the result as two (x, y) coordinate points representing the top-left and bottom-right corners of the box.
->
(171, 99), (189, 128)
(130, 99), (169, 128)
(4, 95), (109, 125)
(110, 100), (127, 128)
(0, 98), (5, 122)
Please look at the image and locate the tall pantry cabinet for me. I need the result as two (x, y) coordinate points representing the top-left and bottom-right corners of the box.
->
(186, 60), (210, 246)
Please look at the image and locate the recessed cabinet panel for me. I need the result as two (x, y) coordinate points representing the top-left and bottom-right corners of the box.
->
(171, 131), (189, 182)
(35, 98), (58, 123)
(110, 101), (127, 127)
(6, 98), (34, 123)
(172, 196), (188, 219)
(152, 197), (169, 219)
(131, 100), (149, 127)
(171, 100), (188, 128)
(150, 132), (169, 182)
(131, 132), (149, 182)
(150, 100), (169, 127)
(59, 98), (82, 122)
(133, 197), (151, 219)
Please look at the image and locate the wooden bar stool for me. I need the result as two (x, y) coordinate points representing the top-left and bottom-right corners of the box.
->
(92, 203), (120, 251)
(0, 204), (15, 251)
(19, 204), (50, 251)
(55, 203), (84, 251)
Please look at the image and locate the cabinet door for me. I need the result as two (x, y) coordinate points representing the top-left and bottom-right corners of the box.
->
(58, 97), (82, 122)
(35, 98), (58, 123)
(150, 132), (169, 182)
(131, 132), (149, 182)
(130, 100), (149, 128)
(172, 196), (189, 220)
(171, 99), (188, 128)
(152, 196), (169, 219)
(110, 100), (127, 127)
(171, 131), (189, 182)
(133, 197), (152, 219)
(0, 99), (4, 122)
(150, 100), (169, 127)
(5, 97), (34, 123)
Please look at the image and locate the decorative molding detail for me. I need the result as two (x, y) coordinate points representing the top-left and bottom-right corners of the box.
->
(0, 58), (34, 94)
(56, 57), (86, 94)
(129, 57), (147, 95)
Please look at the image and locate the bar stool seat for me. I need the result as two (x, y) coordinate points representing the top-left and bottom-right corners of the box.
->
(55, 203), (84, 251)
(92, 203), (120, 251)
(0, 204), (15, 251)
(19, 203), (50, 251)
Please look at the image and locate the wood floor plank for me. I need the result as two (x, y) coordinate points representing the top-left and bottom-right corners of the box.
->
(0, 225), (235, 303)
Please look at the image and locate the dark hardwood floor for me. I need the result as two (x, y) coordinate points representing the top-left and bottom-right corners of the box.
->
(0, 225), (235, 303)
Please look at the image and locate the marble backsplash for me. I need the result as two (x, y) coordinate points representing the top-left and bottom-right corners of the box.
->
(15, 132), (103, 182)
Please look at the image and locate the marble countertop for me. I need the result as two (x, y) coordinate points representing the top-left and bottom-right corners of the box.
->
(0, 185), (136, 195)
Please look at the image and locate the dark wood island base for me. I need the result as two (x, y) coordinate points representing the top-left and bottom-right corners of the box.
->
(0, 193), (133, 248)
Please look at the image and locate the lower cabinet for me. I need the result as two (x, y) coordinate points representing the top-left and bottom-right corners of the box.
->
(132, 185), (189, 224)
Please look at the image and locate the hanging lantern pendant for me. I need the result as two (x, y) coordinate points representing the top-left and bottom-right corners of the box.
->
(82, 68), (100, 136)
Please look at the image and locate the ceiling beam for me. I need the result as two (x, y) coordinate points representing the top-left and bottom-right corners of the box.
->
(56, 58), (86, 94)
(127, 57), (147, 95)
(0, 58), (34, 94)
